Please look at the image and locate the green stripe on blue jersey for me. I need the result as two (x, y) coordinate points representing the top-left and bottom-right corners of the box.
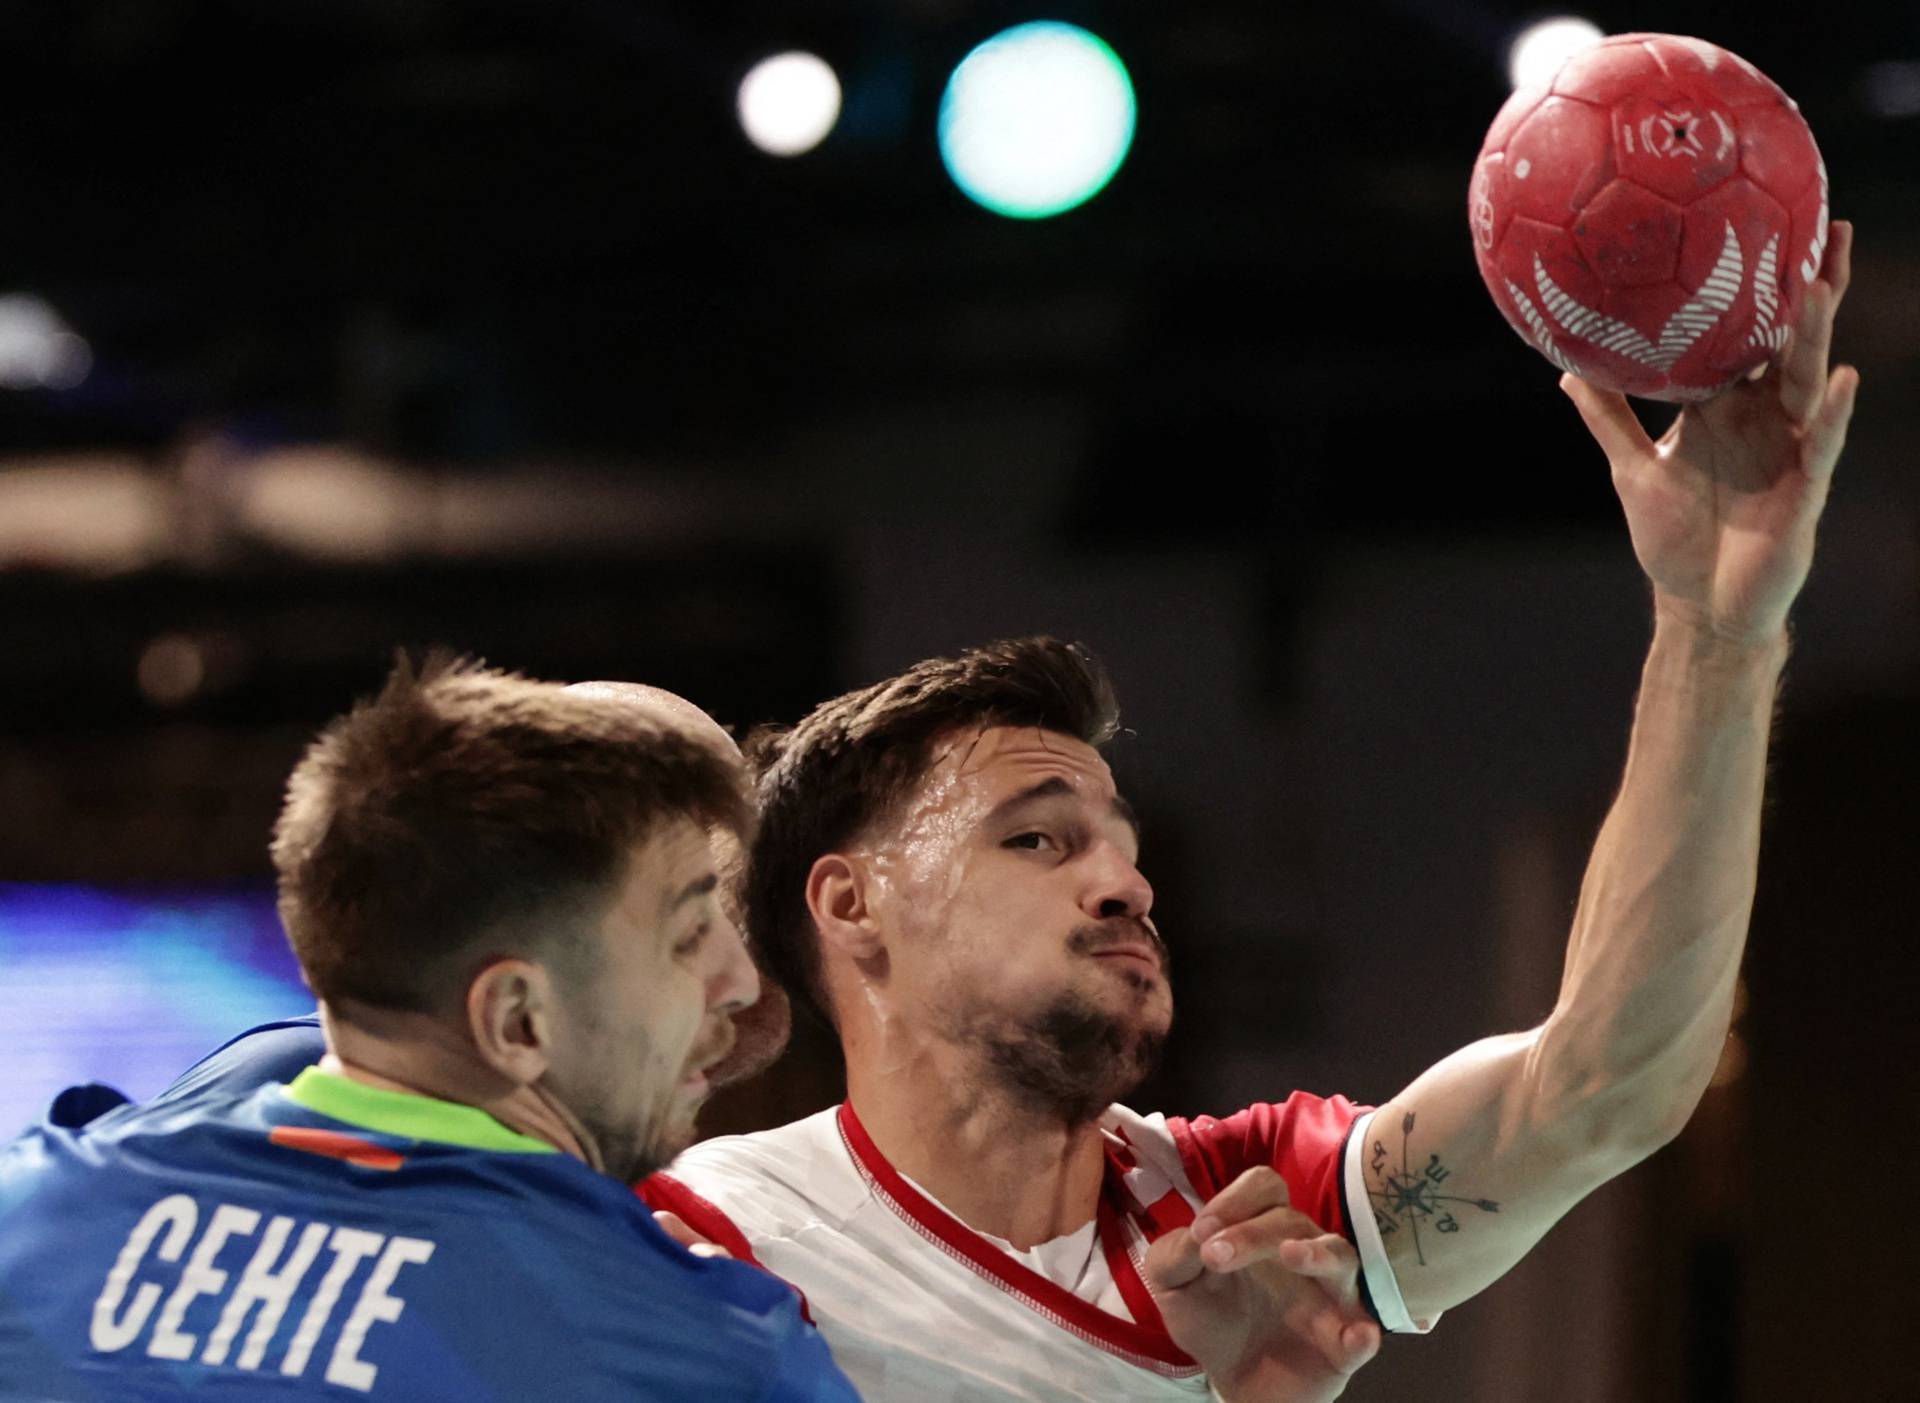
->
(283, 1067), (560, 1154)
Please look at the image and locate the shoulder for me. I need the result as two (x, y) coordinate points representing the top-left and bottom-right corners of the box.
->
(1160, 1092), (1369, 1187)
(1119, 1093), (1370, 1233)
(1, 1097), (843, 1401)
(20, 1078), (282, 1160)
(671, 1105), (848, 1185)
(664, 1107), (867, 1240)
(45, 1086), (694, 1271)
(151, 1014), (326, 1106)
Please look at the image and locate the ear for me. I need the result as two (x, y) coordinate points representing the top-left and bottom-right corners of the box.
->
(805, 852), (885, 962)
(465, 958), (557, 1088)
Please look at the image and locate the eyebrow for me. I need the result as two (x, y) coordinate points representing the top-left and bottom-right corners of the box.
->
(987, 776), (1141, 843)
(666, 871), (719, 915)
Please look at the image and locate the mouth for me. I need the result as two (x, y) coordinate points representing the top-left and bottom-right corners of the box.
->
(1089, 943), (1162, 976)
(680, 1034), (735, 1093)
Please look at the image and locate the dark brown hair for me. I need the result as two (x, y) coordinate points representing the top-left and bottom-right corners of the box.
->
(272, 655), (751, 1011)
(745, 637), (1120, 1025)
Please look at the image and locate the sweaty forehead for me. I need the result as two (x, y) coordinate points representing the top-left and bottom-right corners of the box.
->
(929, 725), (1116, 803)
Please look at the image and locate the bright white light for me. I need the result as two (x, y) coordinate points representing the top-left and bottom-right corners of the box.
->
(0, 294), (92, 390)
(939, 22), (1136, 220)
(1508, 17), (1605, 90)
(737, 51), (842, 157)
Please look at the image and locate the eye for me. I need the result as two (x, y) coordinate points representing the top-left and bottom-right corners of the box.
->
(1003, 831), (1055, 852)
(674, 923), (710, 959)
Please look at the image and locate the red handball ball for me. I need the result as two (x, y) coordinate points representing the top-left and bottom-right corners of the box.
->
(1469, 33), (1828, 402)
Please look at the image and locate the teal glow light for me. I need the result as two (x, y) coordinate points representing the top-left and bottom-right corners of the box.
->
(938, 22), (1137, 220)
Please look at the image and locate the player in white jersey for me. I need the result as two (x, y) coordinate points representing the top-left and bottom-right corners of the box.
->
(640, 216), (1860, 1403)
(649, 1090), (1372, 1400)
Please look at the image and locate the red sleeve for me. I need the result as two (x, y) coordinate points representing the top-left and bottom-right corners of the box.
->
(1165, 1092), (1370, 1240)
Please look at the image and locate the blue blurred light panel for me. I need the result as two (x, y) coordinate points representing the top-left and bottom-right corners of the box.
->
(0, 885), (312, 1138)
(938, 21), (1137, 219)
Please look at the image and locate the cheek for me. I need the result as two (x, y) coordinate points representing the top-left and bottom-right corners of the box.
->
(877, 850), (976, 953)
(873, 780), (988, 907)
(612, 959), (696, 1071)
(649, 969), (705, 1053)
(932, 885), (1069, 984)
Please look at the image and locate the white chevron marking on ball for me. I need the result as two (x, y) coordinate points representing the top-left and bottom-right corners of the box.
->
(1710, 110), (1735, 162)
(1535, 257), (1661, 368)
(1673, 36), (1766, 84)
(1748, 233), (1782, 348)
(1534, 220), (1758, 376)
(1801, 159), (1830, 284)
(1674, 37), (1722, 70)
(1653, 221), (1743, 369)
(1505, 279), (1579, 375)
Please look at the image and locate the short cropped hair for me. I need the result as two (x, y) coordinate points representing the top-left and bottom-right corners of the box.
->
(745, 638), (1120, 1025)
(272, 655), (752, 1011)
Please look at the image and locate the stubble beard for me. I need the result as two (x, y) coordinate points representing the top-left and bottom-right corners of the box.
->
(566, 1021), (699, 1186)
(596, 1125), (660, 1185)
(582, 1088), (696, 1185)
(952, 984), (1169, 1128)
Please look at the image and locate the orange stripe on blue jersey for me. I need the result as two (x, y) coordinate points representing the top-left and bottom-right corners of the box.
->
(269, 1124), (405, 1171)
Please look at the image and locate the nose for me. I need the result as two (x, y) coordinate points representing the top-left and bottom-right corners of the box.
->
(707, 911), (761, 1016)
(1082, 841), (1154, 923)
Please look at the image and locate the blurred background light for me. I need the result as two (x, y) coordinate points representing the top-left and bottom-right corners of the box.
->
(737, 51), (842, 156)
(0, 886), (309, 1138)
(1507, 17), (1605, 90)
(0, 457), (171, 572)
(938, 22), (1136, 220)
(136, 634), (209, 707)
(0, 294), (92, 391)
(231, 445), (418, 561)
(1863, 60), (1920, 118)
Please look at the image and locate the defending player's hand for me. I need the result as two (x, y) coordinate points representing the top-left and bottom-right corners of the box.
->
(653, 1211), (733, 1260)
(1145, 1167), (1380, 1403)
(1561, 218), (1859, 645)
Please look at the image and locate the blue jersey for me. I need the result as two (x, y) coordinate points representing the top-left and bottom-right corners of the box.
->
(0, 1068), (859, 1401)
(150, 1015), (327, 1108)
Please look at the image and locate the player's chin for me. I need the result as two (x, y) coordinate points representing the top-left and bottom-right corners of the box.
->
(1134, 1002), (1173, 1047)
(1084, 995), (1172, 1061)
(649, 1105), (705, 1169)
(1085, 961), (1172, 1019)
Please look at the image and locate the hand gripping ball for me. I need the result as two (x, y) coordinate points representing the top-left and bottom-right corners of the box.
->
(1469, 33), (1828, 402)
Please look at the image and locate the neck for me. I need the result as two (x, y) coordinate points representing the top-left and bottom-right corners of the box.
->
(316, 1001), (601, 1173)
(841, 1016), (1108, 1249)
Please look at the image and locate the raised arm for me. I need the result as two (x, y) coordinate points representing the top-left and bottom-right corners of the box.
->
(1355, 222), (1859, 1327)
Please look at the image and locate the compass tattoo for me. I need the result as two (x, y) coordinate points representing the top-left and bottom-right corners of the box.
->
(1366, 1111), (1500, 1266)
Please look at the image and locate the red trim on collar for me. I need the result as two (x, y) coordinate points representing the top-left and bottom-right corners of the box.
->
(1098, 1184), (1173, 1340)
(835, 1101), (1199, 1375)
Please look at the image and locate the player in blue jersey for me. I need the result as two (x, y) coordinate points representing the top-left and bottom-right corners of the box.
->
(0, 657), (859, 1401)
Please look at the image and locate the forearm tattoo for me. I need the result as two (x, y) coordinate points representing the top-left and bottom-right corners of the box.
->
(1366, 1111), (1500, 1266)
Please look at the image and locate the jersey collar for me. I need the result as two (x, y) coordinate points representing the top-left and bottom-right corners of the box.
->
(283, 1067), (559, 1154)
(835, 1099), (1199, 1376)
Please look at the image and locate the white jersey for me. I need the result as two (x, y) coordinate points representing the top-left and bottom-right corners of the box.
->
(643, 1094), (1414, 1402)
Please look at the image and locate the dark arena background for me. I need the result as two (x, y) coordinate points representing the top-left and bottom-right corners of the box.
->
(2, 4), (1913, 1399)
